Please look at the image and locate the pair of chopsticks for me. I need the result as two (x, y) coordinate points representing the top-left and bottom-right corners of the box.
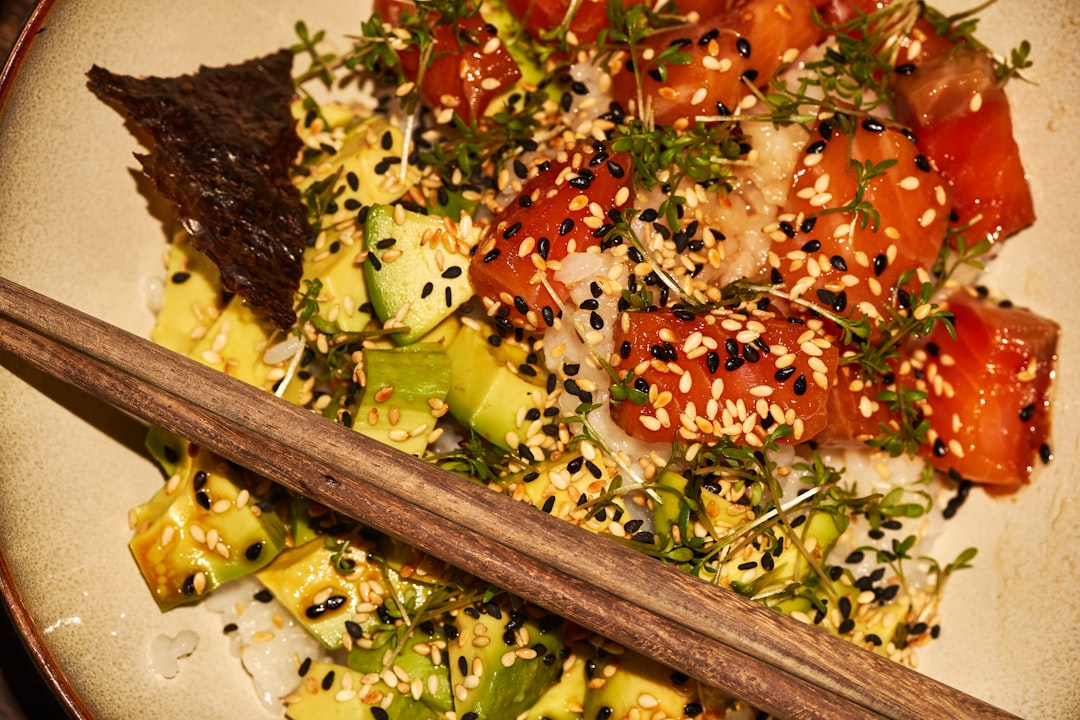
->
(0, 275), (1018, 720)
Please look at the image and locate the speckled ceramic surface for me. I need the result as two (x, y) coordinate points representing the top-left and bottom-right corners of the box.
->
(0, 1), (1077, 718)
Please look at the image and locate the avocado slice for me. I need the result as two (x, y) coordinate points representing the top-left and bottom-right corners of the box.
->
(584, 646), (698, 720)
(297, 115), (420, 209)
(188, 293), (280, 390)
(775, 586), (909, 658)
(363, 204), (475, 345)
(256, 537), (384, 650)
(354, 343), (451, 456)
(446, 322), (548, 452)
(503, 453), (622, 533)
(299, 115), (426, 334)
(301, 239), (374, 334)
(447, 601), (566, 719)
(257, 531), (446, 652)
(523, 637), (589, 720)
(128, 445), (288, 610)
(150, 232), (223, 355)
(285, 659), (439, 720)
(347, 621), (454, 714)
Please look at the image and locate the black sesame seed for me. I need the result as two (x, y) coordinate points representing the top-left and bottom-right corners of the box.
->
(793, 375), (807, 396)
(774, 366), (796, 382)
(483, 247), (501, 263)
(705, 350), (721, 373)
(915, 154), (931, 173)
(838, 618), (856, 634)
(244, 541), (263, 561)
(933, 438), (948, 457)
(760, 552), (774, 571)
(861, 117), (885, 133)
(801, 239), (821, 252)
(806, 139), (827, 154)
(700, 28), (719, 44)
(442, 266), (463, 279)
(558, 218), (574, 236)
(569, 174), (593, 190)
(873, 253), (888, 276)
(371, 707), (390, 720)
(421, 281), (434, 299)
(740, 69), (759, 82)
(589, 311), (605, 330)
(514, 296), (529, 314)
(181, 574), (196, 596)
(542, 496), (556, 513)
(724, 356), (745, 372)
(839, 596), (852, 618)
(1040, 443), (1053, 464)
(830, 255), (848, 271)
(736, 37), (751, 58)
(800, 216), (817, 233)
(894, 62), (916, 75)
(606, 160), (625, 178)
(503, 221), (523, 239)
(845, 550), (865, 564)
(542, 306), (555, 326)
(817, 288), (838, 307)
(1019, 403), (1035, 422)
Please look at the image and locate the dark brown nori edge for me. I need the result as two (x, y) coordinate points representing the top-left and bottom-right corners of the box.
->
(87, 49), (309, 330)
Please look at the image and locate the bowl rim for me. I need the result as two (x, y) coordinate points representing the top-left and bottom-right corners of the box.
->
(0, 2), (94, 717)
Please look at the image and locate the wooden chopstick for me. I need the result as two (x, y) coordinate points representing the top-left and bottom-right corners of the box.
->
(0, 276), (1019, 720)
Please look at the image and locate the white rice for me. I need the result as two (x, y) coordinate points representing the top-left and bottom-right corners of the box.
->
(203, 576), (332, 712)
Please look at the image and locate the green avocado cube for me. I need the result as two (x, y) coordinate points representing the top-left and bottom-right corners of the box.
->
(447, 602), (566, 720)
(285, 659), (438, 720)
(584, 647), (697, 720)
(128, 445), (287, 610)
(354, 344), (451, 457)
(446, 322), (547, 451)
(363, 204), (475, 345)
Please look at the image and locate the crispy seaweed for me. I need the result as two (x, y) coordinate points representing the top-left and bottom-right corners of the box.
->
(87, 50), (308, 330)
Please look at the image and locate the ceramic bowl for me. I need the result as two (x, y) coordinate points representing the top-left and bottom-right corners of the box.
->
(1, 1), (1077, 718)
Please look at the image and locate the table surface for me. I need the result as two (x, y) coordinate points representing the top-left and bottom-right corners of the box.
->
(1, 6), (69, 720)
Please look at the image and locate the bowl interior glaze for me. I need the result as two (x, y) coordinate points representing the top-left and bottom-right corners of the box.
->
(0, 1), (1077, 718)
